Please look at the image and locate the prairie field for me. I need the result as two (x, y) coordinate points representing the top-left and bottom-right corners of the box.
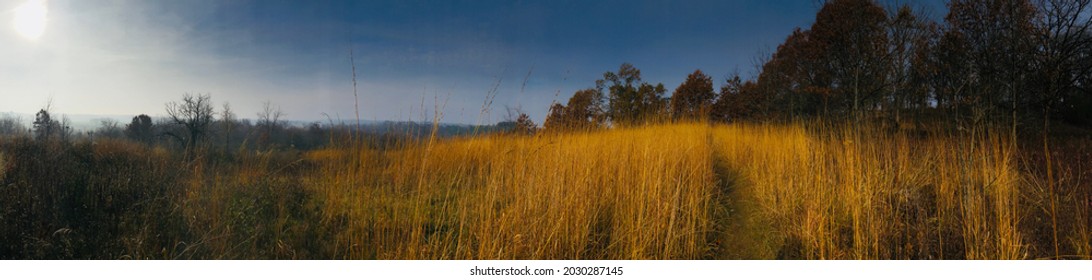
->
(8, 0), (1092, 267)
(1, 122), (1088, 259)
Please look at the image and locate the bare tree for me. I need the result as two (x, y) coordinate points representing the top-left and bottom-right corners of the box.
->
(945, 0), (1038, 125)
(502, 105), (524, 124)
(165, 93), (215, 150)
(257, 100), (284, 148)
(0, 114), (26, 137)
(220, 102), (237, 153)
(886, 4), (935, 127)
(1032, 0), (1092, 259)
(94, 119), (123, 139)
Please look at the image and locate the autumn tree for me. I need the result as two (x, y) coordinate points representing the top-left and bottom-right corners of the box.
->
(811, 0), (890, 116)
(926, 25), (973, 113)
(544, 88), (606, 131)
(905, 16), (943, 123)
(543, 103), (567, 130)
(711, 74), (760, 122)
(600, 63), (667, 126)
(753, 0), (943, 122)
(670, 70), (716, 121)
(755, 28), (825, 119)
(944, 0), (1038, 125)
(886, 4), (938, 126)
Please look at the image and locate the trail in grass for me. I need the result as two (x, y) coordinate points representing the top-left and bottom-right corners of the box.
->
(707, 132), (781, 259)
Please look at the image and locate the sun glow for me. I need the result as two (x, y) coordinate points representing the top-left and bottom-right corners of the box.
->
(13, 0), (47, 40)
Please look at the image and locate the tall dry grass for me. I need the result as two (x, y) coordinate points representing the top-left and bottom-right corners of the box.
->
(3, 121), (1087, 259)
(311, 123), (716, 259)
(711, 122), (1027, 259)
(306, 121), (1081, 259)
(171, 148), (334, 259)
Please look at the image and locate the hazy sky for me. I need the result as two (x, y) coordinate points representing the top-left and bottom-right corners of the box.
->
(1, 0), (947, 125)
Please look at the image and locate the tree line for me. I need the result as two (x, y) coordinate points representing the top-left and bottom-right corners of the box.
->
(0, 92), (521, 153)
(545, 0), (1092, 133)
(0, 94), (331, 154)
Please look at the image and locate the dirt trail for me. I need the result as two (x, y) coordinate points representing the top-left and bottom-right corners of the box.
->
(706, 133), (782, 259)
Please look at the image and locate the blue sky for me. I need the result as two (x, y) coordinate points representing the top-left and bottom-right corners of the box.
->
(1, 0), (947, 125)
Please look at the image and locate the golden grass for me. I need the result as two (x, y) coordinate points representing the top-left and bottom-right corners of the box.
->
(297, 121), (1085, 259)
(711, 123), (1026, 259)
(10, 122), (1081, 259)
(313, 123), (716, 259)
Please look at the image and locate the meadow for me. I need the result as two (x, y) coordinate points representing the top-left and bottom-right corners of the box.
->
(1, 121), (1088, 259)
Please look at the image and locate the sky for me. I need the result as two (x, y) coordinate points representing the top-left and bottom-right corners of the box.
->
(0, 0), (948, 125)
